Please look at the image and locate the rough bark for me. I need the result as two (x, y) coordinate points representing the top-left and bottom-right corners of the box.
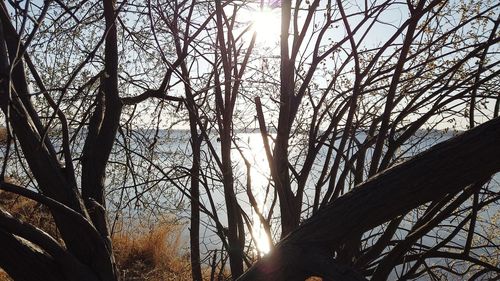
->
(237, 116), (500, 281)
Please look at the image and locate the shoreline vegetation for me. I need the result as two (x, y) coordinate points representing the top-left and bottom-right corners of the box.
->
(0, 187), (209, 281)
(0, 0), (499, 278)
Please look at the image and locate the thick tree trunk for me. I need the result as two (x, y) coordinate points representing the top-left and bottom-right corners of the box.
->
(274, 0), (302, 238)
(0, 1), (120, 280)
(0, 230), (66, 281)
(237, 117), (500, 280)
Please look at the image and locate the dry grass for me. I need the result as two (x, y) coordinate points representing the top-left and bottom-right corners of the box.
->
(0, 185), (196, 281)
(113, 222), (193, 281)
(0, 270), (11, 281)
(0, 127), (7, 144)
(0, 190), (60, 239)
(0, 188), (58, 281)
(0, 219), (194, 281)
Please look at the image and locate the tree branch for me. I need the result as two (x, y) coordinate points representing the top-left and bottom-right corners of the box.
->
(238, 116), (500, 280)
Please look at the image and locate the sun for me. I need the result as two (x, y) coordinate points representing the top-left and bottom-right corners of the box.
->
(249, 6), (281, 46)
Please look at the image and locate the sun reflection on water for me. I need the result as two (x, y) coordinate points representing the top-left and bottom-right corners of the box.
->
(238, 133), (272, 255)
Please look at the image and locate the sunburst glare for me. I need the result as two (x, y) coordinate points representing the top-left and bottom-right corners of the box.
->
(249, 6), (281, 46)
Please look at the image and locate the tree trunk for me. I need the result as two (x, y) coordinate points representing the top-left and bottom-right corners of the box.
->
(189, 121), (203, 281)
(0, 0), (120, 280)
(221, 131), (245, 279)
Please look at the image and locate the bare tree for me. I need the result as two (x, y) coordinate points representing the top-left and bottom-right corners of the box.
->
(0, 0), (499, 280)
(0, 0), (120, 280)
(238, 116), (500, 280)
(246, 0), (500, 279)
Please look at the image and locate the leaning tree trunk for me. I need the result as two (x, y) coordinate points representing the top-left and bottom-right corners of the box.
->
(237, 116), (500, 281)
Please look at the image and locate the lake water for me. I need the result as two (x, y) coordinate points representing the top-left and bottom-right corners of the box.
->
(3, 128), (497, 277)
(104, 129), (499, 259)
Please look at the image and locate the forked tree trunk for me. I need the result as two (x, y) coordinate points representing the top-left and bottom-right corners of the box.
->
(237, 117), (500, 281)
(0, 0), (120, 280)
